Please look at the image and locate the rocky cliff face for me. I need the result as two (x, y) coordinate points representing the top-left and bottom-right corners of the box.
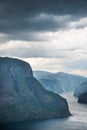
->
(74, 81), (87, 97)
(78, 92), (87, 104)
(0, 57), (71, 123)
(74, 81), (87, 104)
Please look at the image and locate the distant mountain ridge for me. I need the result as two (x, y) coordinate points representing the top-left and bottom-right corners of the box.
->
(0, 57), (71, 123)
(34, 71), (87, 94)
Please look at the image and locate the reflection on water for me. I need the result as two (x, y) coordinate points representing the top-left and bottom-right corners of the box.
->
(1, 93), (87, 130)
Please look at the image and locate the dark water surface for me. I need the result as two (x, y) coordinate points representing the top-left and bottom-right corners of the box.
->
(1, 93), (87, 130)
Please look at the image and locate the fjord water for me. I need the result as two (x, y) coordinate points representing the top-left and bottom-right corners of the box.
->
(1, 93), (87, 130)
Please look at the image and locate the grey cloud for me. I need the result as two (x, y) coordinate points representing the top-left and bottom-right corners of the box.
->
(1, 0), (87, 17)
(0, 46), (77, 58)
(0, 14), (71, 42)
(0, 0), (87, 41)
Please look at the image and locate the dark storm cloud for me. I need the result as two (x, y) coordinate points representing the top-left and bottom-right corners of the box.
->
(0, 0), (87, 41)
(1, 0), (87, 17)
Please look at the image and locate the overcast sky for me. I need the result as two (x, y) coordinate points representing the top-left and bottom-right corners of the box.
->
(0, 0), (87, 76)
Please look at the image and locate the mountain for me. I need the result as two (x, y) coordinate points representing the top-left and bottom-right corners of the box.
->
(33, 71), (87, 94)
(78, 92), (87, 104)
(0, 57), (71, 123)
(74, 81), (87, 97)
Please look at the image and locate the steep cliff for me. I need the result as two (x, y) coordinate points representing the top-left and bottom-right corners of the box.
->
(74, 81), (87, 97)
(0, 57), (71, 123)
(78, 92), (87, 104)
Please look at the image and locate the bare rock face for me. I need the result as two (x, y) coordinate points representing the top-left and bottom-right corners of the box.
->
(74, 81), (87, 104)
(74, 81), (87, 97)
(78, 92), (87, 104)
(0, 57), (71, 123)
